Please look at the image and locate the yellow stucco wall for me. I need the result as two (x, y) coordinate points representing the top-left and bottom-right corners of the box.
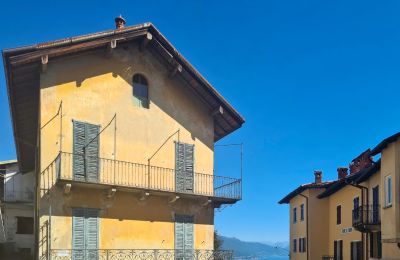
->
(327, 184), (362, 259)
(308, 189), (329, 259)
(38, 43), (216, 256)
(289, 193), (307, 260)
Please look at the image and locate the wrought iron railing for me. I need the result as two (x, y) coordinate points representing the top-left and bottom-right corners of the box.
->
(322, 256), (334, 260)
(352, 204), (380, 228)
(41, 152), (241, 200)
(50, 249), (234, 260)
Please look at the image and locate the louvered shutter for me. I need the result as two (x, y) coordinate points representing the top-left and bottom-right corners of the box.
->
(340, 240), (343, 260)
(85, 124), (100, 182)
(175, 215), (185, 260)
(184, 144), (194, 192)
(377, 232), (382, 258)
(85, 209), (99, 260)
(334, 241), (337, 260)
(73, 122), (86, 181)
(175, 143), (185, 192)
(72, 208), (85, 260)
(184, 215), (194, 258)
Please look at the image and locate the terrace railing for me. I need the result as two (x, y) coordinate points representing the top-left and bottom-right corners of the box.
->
(41, 152), (241, 201)
(50, 249), (234, 260)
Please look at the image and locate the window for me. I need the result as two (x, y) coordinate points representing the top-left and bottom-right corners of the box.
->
(385, 175), (392, 207)
(16, 217), (33, 234)
(350, 241), (362, 260)
(300, 204), (304, 221)
(132, 74), (149, 108)
(337, 205), (342, 225)
(293, 238), (297, 252)
(293, 207), (297, 223)
(370, 232), (382, 258)
(334, 240), (343, 260)
(298, 237), (306, 253)
(353, 197), (360, 221)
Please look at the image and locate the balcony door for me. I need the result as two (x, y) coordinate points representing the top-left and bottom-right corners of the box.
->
(72, 208), (99, 260)
(175, 142), (194, 193)
(175, 214), (194, 260)
(73, 121), (100, 182)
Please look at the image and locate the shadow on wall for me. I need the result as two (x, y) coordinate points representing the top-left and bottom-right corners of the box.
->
(40, 186), (214, 225)
(40, 41), (214, 152)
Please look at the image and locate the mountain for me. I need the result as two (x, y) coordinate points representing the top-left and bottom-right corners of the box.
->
(219, 236), (289, 259)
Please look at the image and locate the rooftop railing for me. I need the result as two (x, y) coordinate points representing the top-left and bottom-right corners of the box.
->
(41, 152), (241, 201)
(50, 249), (234, 260)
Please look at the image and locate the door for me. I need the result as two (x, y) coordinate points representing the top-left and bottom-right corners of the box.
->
(72, 208), (99, 260)
(372, 186), (379, 223)
(175, 214), (194, 260)
(334, 240), (343, 260)
(351, 241), (362, 260)
(175, 142), (194, 193)
(73, 121), (100, 182)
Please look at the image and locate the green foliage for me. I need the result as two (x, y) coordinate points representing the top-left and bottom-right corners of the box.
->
(214, 230), (223, 250)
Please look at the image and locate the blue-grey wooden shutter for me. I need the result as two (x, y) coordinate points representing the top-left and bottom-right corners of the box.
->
(184, 215), (194, 258)
(184, 144), (194, 192)
(175, 143), (185, 192)
(72, 208), (85, 260)
(175, 215), (185, 259)
(85, 124), (100, 182)
(73, 122), (86, 181)
(85, 209), (99, 260)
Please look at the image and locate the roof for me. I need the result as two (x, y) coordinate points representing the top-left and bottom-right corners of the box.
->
(371, 132), (400, 156)
(278, 181), (335, 204)
(317, 163), (378, 199)
(0, 160), (17, 166)
(355, 159), (381, 183)
(2, 22), (245, 172)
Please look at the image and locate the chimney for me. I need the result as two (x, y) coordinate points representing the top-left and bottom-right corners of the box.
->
(314, 170), (322, 184)
(337, 167), (348, 179)
(115, 15), (126, 29)
(349, 149), (373, 174)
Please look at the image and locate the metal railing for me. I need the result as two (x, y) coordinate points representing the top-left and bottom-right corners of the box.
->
(50, 249), (234, 260)
(3, 189), (34, 202)
(322, 256), (334, 260)
(41, 152), (241, 200)
(352, 204), (380, 228)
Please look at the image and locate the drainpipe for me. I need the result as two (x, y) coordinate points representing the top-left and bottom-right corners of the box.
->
(347, 181), (369, 260)
(298, 193), (309, 260)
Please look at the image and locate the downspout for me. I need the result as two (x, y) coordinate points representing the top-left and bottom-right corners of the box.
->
(298, 193), (309, 260)
(347, 180), (369, 260)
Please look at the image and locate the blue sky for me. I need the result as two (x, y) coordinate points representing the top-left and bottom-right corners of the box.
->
(1, 0), (400, 243)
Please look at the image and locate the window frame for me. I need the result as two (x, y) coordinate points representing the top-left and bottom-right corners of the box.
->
(300, 204), (304, 221)
(293, 207), (297, 223)
(336, 205), (342, 225)
(16, 216), (34, 235)
(293, 238), (297, 253)
(384, 175), (392, 207)
(132, 73), (149, 108)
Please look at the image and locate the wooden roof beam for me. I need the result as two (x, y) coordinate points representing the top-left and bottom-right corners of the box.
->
(140, 33), (153, 51)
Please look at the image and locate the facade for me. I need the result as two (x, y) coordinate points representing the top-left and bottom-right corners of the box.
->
(3, 17), (244, 260)
(0, 160), (35, 258)
(279, 133), (400, 260)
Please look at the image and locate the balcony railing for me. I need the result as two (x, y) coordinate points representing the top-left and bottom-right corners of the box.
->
(352, 205), (380, 232)
(41, 152), (241, 201)
(3, 189), (34, 203)
(50, 249), (234, 260)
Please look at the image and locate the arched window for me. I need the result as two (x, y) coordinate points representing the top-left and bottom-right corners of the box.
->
(132, 74), (149, 108)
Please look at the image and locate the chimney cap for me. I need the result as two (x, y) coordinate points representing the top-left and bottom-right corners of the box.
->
(115, 15), (126, 29)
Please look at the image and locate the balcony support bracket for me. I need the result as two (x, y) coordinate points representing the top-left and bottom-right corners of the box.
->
(168, 195), (180, 204)
(64, 183), (72, 195)
(202, 199), (212, 207)
(107, 188), (116, 198)
(139, 192), (150, 201)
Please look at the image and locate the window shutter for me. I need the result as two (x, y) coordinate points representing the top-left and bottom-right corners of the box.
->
(85, 124), (100, 182)
(175, 215), (185, 259)
(184, 144), (194, 192)
(175, 143), (185, 192)
(377, 232), (382, 258)
(85, 209), (99, 259)
(340, 240), (343, 260)
(334, 241), (337, 260)
(73, 121), (86, 181)
(72, 208), (85, 259)
(184, 215), (194, 257)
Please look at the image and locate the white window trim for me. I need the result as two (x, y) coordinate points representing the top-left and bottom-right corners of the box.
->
(384, 175), (392, 208)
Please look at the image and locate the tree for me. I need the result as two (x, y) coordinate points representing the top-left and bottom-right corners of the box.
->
(214, 230), (223, 250)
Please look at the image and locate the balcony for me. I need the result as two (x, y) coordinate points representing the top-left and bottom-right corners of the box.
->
(41, 152), (241, 205)
(352, 205), (380, 232)
(50, 249), (234, 260)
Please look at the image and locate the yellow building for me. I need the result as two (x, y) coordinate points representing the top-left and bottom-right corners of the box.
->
(3, 17), (244, 260)
(280, 133), (400, 260)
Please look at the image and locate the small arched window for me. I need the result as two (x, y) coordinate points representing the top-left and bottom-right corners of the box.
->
(132, 74), (149, 108)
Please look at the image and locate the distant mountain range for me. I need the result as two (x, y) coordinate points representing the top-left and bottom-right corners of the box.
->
(220, 236), (289, 259)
